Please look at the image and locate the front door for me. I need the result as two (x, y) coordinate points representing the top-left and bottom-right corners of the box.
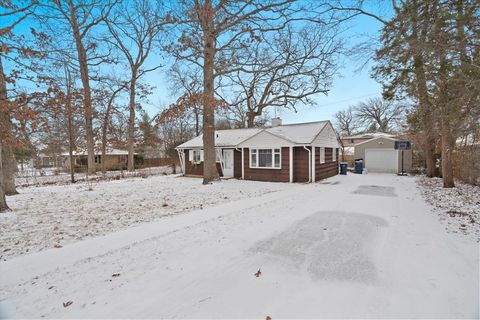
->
(223, 149), (234, 178)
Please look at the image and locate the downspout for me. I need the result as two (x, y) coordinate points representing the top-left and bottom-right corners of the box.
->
(303, 146), (311, 183)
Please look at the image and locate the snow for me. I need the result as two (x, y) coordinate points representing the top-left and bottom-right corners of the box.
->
(15, 166), (174, 188)
(0, 173), (478, 318)
(60, 148), (129, 156)
(265, 121), (328, 144)
(176, 121), (330, 149)
(176, 128), (262, 148)
(1, 174), (289, 260)
(416, 175), (480, 242)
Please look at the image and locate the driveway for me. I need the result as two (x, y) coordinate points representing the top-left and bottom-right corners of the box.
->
(0, 173), (478, 318)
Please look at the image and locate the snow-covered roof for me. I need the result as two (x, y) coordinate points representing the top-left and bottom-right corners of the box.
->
(61, 148), (129, 156)
(176, 121), (334, 149)
(342, 132), (396, 140)
(176, 128), (262, 149)
(264, 121), (328, 144)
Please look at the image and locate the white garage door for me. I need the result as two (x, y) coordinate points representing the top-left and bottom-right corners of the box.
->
(365, 149), (398, 173)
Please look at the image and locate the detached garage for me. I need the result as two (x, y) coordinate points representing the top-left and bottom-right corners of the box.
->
(354, 136), (412, 174)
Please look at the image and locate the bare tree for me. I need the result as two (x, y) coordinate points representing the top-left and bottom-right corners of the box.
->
(169, 0), (332, 183)
(106, 0), (163, 171)
(168, 63), (203, 136)
(334, 106), (361, 136)
(225, 24), (342, 127)
(0, 0), (39, 211)
(38, 0), (119, 175)
(353, 97), (407, 133)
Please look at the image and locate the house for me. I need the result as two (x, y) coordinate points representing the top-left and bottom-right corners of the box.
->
(354, 136), (412, 173)
(62, 148), (129, 172)
(175, 120), (339, 183)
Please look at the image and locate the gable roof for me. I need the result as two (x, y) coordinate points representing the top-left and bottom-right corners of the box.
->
(354, 136), (399, 147)
(176, 128), (262, 149)
(265, 121), (328, 144)
(176, 121), (336, 149)
(342, 132), (396, 140)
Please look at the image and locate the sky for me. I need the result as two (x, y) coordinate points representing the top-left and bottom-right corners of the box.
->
(139, 7), (387, 125)
(6, 1), (388, 126)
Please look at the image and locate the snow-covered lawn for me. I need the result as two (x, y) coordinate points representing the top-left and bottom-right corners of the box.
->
(1, 174), (290, 260)
(417, 176), (480, 241)
(0, 173), (478, 318)
(15, 165), (175, 187)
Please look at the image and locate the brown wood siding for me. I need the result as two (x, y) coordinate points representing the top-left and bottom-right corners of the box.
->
(234, 149), (242, 178)
(184, 149), (223, 176)
(243, 147), (289, 182)
(293, 147), (310, 182)
(314, 147), (338, 181)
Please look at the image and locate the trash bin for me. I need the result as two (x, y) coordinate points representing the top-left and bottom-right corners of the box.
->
(354, 158), (363, 174)
(339, 162), (348, 175)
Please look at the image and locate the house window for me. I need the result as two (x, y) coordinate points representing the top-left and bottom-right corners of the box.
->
(250, 148), (281, 169)
(319, 147), (325, 164)
(332, 148), (336, 162)
(94, 155), (102, 164)
(192, 150), (201, 163)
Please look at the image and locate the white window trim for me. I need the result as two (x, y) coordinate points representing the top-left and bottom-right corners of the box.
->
(249, 148), (281, 169)
(191, 149), (203, 164)
(332, 148), (336, 162)
(320, 147), (325, 164)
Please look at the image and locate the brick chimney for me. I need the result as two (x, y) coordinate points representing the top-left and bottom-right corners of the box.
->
(271, 117), (282, 127)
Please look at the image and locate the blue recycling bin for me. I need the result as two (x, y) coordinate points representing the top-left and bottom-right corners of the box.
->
(354, 159), (363, 174)
(339, 162), (348, 175)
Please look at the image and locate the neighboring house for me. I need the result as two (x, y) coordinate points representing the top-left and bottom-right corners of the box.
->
(354, 136), (412, 174)
(62, 148), (129, 172)
(175, 120), (339, 183)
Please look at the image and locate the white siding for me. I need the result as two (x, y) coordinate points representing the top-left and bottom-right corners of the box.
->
(312, 123), (339, 148)
(238, 131), (294, 148)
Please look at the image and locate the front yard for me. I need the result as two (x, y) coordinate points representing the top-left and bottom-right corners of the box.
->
(0, 172), (478, 318)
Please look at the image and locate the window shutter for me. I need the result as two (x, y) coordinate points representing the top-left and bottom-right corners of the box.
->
(200, 150), (204, 162)
(188, 150), (193, 161)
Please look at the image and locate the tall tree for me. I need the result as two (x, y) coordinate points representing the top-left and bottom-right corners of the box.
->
(334, 106), (361, 136)
(170, 0), (330, 183)
(225, 24), (342, 128)
(106, 0), (163, 171)
(353, 97), (407, 133)
(374, 0), (479, 187)
(39, 0), (119, 175)
(0, 0), (39, 211)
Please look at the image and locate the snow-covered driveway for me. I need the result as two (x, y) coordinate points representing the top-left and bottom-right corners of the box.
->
(0, 174), (478, 318)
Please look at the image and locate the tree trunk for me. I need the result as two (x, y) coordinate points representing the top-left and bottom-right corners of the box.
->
(202, 29), (219, 183)
(69, 2), (95, 175)
(246, 112), (255, 128)
(0, 56), (17, 196)
(0, 142), (8, 212)
(424, 137), (437, 177)
(2, 144), (17, 195)
(194, 106), (200, 136)
(127, 75), (137, 172)
(441, 123), (455, 187)
(65, 66), (75, 183)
